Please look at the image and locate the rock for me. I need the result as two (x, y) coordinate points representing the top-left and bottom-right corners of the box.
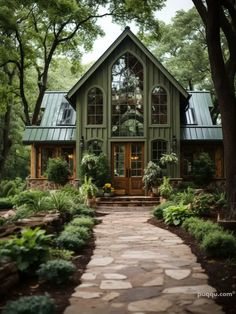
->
(165, 269), (191, 280)
(162, 285), (216, 294)
(2, 210), (15, 219)
(142, 275), (164, 286)
(100, 280), (132, 290)
(104, 273), (127, 280)
(81, 272), (97, 280)
(128, 297), (173, 312)
(88, 257), (114, 267)
(102, 292), (120, 301)
(72, 291), (102, 299)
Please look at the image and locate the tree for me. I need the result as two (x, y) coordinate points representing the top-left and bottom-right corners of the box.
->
(141, 8), (212, 91)
(0, 0), (164, 125)
(192, 0), (236, 219)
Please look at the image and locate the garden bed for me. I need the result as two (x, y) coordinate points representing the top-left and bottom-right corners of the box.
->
(148, 217), (236, 314)
(0, 234), (95, 314)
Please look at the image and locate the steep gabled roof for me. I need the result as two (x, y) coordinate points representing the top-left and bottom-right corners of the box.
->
(67, 27), (189, 105)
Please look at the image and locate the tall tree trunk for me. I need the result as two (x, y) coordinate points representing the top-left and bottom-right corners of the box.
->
(0, 104), (12, 177)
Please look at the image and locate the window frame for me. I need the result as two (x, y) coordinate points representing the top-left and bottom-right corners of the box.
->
(150, 85), (169, 126)
(110, 51), (145, 138)
(87, 139), (103, 156)
(86, 86), (104, 126)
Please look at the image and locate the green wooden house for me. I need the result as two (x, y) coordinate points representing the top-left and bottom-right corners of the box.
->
(23, 27), (224, 194)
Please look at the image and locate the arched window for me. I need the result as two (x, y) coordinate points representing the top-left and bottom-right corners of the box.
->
(151, 86), (167, 124)
(87, 140), (103, 156)
(152, 140), (167, 164)
(87, 88), (103, 125)
(111, 52), (144, 136)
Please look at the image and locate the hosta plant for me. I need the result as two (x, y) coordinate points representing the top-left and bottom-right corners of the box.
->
(163, 204), (192, 226)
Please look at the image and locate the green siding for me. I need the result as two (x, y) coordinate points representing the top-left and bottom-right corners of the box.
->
(75, 37), (182, 178)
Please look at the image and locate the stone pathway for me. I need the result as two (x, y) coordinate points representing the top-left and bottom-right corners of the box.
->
(64, 211), (224, 314)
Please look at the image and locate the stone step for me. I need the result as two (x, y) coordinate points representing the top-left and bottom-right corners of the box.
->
(96, 206), (153, 212)
(96, 196), (159, 208)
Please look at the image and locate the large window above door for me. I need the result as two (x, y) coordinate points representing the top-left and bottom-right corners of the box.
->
(111, 52), (144, 137)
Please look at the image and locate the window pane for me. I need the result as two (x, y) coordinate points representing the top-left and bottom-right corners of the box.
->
(88, 140), (103, 156)
(151, 87), (167, 124)
(152, 140), (167, 167)
(111, 52), (144, 136)
(87, 88), (103, 125)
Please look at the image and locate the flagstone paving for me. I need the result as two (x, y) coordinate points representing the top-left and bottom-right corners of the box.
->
(64, 211), (224, 314)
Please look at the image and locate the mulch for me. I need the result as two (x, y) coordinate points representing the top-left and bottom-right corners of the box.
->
(148, 217), (236, 314)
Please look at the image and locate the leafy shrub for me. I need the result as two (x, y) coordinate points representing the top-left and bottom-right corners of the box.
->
(153, 201), (174, 219)
(182, 217), (204, 232)
(163, 204), (192, 226)
(159, 152), (178, 166)
(0, 227), (52, 271)
(213, 191), (227, 208)
(56, 232), (86, 251)
(2, 295), (55, 314)
(189, 220), (221, 241)
(201, 231), (236, 258)
(159, 177), (173, 199)
(142, 161), (162, 191)
(50, 191), (72, 213)
(64, 225), (90, 241)
(173, 187), (195, 205)
(9, 205), (33, 222)
(0, 217), (5, 226)
(70, 204), (95, 217)
(47, 158), (70, 186)
(70, 216), (95, 229)
(192, 153), (215, 187)
(0, 198), (13, 210)
(79, 176), (98, 202)
(13, 190), (49, 207)
(192, 193), (214, 215)
(37, 259), (76, 284)
(48, 248), (73, 261)
(0, 178), (26, 198)
(79, 153), (111, 187)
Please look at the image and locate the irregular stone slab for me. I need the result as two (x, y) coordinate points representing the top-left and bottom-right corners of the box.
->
(88, 257), (114, 267)
(111, 303), (125, 308)
(104, 273), (127, 280)
(192, 273), (209, 279)
(142, 275), (164, 286)
(81, 272), (97, 280)
(106, 264), (127, 270)
(102, 292), (120, 301)
(72, 291), (102, 299)
(186, 303), (224, 314)
(122, 250), (168, 260)
(128, 297), (173, 312)
(162, 285), (216, 294)
(76, 283), (97, 289)
(100, 280), (132, 290)
(116, 287), (161, 303)
(165, 269), (191, 280)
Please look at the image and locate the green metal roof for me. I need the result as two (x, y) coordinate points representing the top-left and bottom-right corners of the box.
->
(67, 27), (189, 105)
(181, 91), (223, 141)
(23, 91), (76, 144)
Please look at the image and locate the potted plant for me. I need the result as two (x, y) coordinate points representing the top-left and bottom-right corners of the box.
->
(159, 176), (173, 202)
(103, 183), (114, 197)
(142, 161), (162, 195)
(79, 176), (98, 207)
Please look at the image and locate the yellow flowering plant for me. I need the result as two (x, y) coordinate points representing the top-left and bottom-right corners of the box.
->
(103, 183), (114, 193)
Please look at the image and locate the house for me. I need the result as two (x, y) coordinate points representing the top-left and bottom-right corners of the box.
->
(23, 27), (224, 194)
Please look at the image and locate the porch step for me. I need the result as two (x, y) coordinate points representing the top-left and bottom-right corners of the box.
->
(96, 206), (153, 213)
(96, 196), (159, 208)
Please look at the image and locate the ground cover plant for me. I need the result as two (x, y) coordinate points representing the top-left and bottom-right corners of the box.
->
(37, 259), (76, 284)
(2, 295), (55, 314)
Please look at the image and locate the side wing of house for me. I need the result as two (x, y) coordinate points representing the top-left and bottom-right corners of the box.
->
(180, 91), (224, 179)
(23, 91), (76, 188)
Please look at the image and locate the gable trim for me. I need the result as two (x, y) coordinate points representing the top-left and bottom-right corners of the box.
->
(67, 28), (189, 103)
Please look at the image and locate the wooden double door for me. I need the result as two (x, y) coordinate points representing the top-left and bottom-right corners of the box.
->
(112, 142), (144, 195)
